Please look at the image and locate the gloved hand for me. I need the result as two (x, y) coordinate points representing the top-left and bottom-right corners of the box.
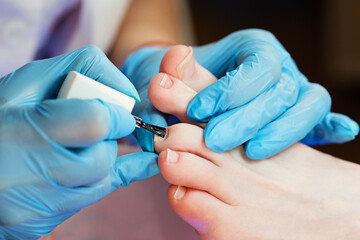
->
(0, 45), (158, 240)
(122, 29), (359, 159)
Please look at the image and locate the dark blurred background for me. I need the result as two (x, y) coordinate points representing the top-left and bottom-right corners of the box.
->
(188, 0), (360, 163)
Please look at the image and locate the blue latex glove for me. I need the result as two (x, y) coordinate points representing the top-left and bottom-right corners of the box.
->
(0, 45), (158, 240)
(122, 46), (169, 153)
(122, 29), (359, 159)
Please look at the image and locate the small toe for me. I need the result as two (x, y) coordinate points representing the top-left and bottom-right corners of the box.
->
(158, 149), (226, 197)
(167, 185), (229, 236)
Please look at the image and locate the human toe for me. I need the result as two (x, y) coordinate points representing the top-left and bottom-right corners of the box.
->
(148, 73), (196, 123)
(153, 123), (222, 165)
(167, 185), (230, 237)
(160, 45), (217, 92)
(158, 149), (225, 196)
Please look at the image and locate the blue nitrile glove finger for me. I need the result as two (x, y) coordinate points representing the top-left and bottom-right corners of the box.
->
(301, 112), (359, 145)
(123, 29), (358, 160)
(0, 211), (78, 239)
(111, 151), (159, 189)
(0, 98), (136, 238)
(0, 45), (139, 106)
(28, 98), (135, 147)
(132, 94), (168, 152)
(2, 175), (113, 240)
(0, 46), (147, 239)
(43, 175), (113, 215)
(245, 83), (331, 159)
(0, 106), (115, 239)
(50, 140), (117, 188)
(185, 29), (358, 157)
(204, 71), (299, 152)
(122, 46), (169, 152)
(188, 32), (282, 121)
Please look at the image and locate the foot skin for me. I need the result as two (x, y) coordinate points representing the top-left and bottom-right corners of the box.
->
(149, 45), (360, 239)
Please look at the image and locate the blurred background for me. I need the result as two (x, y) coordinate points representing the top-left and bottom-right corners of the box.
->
(188, 0), (360, 163)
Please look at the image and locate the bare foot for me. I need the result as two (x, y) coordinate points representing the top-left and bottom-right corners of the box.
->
(148, 45), (360, 239)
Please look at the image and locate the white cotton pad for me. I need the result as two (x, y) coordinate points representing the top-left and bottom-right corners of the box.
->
(57, 71), (135, 112)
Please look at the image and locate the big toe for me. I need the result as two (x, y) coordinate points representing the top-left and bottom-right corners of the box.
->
(160, 45), (217, 92)
(149, 45), (217, 122)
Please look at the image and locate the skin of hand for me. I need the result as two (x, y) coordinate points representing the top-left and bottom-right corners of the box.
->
(0, 45), (158, 240)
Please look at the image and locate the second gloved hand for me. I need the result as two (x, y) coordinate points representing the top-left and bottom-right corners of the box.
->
(122, 29), (358, 159)
(188, 29), (359, 158)
(0, 46), (158, 240)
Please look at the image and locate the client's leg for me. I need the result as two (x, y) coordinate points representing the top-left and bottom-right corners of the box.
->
(148, 45), (360, 239)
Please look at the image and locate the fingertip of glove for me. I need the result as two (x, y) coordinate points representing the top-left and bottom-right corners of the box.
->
(187, 98), (214, 122)
(328, 113), (359, 141)
(111, 152), (159, 189)
(102, 101), (136, 138)
(118, 78), (141, 103)
(187, 100), (202, 121)
(340, 122), (359, 141)
(245, 142), (274, 160)
(349, 120), (359, 137)
(130, 90), (141, 103)
(205, 141), (224, 153)
(204, 130), (226, 153)
(135, 127), (155, 152)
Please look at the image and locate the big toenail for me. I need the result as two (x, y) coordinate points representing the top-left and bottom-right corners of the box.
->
(166, 149), (179, 163)
(154, 127), (168, 144)
(177, 46), (193, 78)
(174, 185), (186, 200)
(159, 74), (173, 89)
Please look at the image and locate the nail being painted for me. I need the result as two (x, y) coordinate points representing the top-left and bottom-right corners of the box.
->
(134, 116), (166, 138)
(57, 71), (166, 137)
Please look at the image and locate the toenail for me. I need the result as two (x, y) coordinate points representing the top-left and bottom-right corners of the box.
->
(174, 185), (186, 200)
(159, 74), (173, 89)
(154, 127), (168, 144)
(154, 133), (164, 144)
(166, 149), (179, 163)
(177, 46), (193, 78)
